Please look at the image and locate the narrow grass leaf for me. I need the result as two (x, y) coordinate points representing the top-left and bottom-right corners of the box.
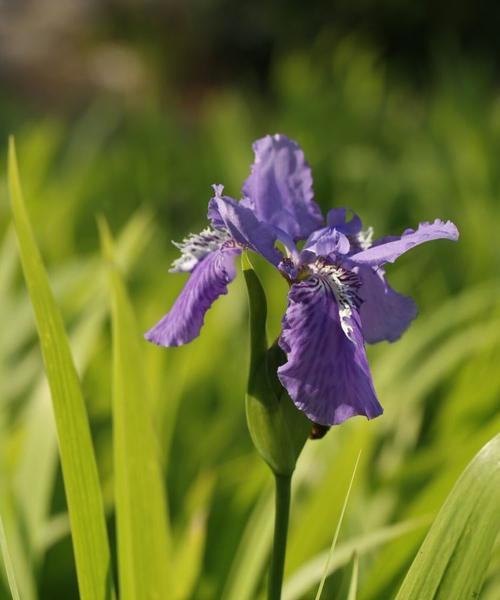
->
(100, 219), (172, 600)
(315, 450), (361, 600)
(395, 433), (500, 600)
(0, 490), (37, 600)
(222, 486), (274, 600)
(0, 509), (21, 600)
(347, 553), (359, 600)
(7, 138), (115, 600)
(283, 518), (429, 600)
(172, 473), (215, 600)
(13, 210), (153, 564)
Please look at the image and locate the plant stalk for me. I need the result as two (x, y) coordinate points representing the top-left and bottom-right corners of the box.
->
(268, 474), (292, 600)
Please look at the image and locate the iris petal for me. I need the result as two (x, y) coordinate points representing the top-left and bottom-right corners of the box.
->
(357, 266), (417, 344)
(242, 134), (323, 240)
(326, 208), (362, 236)
(303, 227), (350, 257)
(207, 184), (226, 229)
(145, 246), (240, 346)
(170, 227), (230, 273)
(215, 193), (283, 266)
(350, 219), (459, 266)
(278, 278), (383, 426)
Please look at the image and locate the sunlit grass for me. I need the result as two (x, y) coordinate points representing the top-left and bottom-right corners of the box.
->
(0, 42), (499, 599)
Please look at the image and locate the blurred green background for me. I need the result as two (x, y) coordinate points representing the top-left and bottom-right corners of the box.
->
(0, 1), (499, 599)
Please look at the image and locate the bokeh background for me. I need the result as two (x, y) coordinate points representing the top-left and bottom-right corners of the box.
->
(1, 1), (499, 599)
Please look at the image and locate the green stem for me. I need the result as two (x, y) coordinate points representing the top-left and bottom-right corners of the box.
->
(268, 474), (292, 600)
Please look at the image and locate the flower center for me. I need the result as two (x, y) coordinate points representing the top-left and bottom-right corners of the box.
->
(309, 257), (362, 308)
(309, 257), (362, 341)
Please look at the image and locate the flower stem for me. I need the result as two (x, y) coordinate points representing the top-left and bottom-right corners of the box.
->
(268, 473), (292, 600)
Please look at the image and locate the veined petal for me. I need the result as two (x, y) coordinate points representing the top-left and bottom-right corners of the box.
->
(145, 247), (240, 346)
(303, 227), (350, 257)
(357, 266), (417, 344)
(327, 208), (362, 236)
(242, 134), (323, 240)
(350, 219), (459, 266)
(324, 208), (374, 252)
(215, 191), (283, 266)
(278, 278), (383, 426)
(207, 184), (227, 229)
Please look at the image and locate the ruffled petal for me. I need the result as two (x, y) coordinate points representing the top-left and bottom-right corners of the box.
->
(207, 184), (226, 229)
(357, 266), (417, 344)
(350, 219), (459, 266)
(242, 134), (323, 240)
(145, 247), (240, 346)
(326, 208), (362, 236)
(303, 227), (350, 257)
(277, 278), (383, 426)
(215, 191), (283, 266)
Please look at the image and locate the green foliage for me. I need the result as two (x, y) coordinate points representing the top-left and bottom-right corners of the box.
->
(6, 139), (115, 600)
(315, 452), (361, 600)
(0, 40), (499, 600)
(396, 434), (500, 600)
(0, 511), (20, 600)
(282, 519), (430, 600)
(100, 219), (172, 600)
(346, 554), (359, 600)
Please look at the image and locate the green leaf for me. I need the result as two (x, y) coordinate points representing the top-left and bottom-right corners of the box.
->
(0, 488), (37, 600)
(347, 553), (359, 600)
(0, 503), (21, 600)
(13, 209), (154, 564)
(99, 219), (172, 600)
(7, 138), (115, 600)
(282, 518), (429, 600)
(172, 472), (215, 600)
(395, 433), (500, 600)
(222, 486), (274, 600)
(315, 451), (361, 600)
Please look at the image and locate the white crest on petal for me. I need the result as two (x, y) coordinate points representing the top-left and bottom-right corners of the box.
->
(355, 226), (374, 250)
(310, 258), (362, 342)
(170, 227), (231, 272)
(348, 226), (374, 252)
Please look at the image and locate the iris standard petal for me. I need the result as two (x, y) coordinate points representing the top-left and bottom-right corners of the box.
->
(350, 219), (459, 266)
(277, 278), (383, 426)
(303, 227), (350, 257)
(326, 208), (362, 236)
(242, 134), (323, 240)
(215, 193), (283, 266)
(207, 184), (226, 229)
(357, 266), (417, 344)
(145, 246), (240, 347)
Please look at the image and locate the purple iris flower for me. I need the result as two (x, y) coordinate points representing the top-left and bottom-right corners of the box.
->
(146, 134), (459, 426)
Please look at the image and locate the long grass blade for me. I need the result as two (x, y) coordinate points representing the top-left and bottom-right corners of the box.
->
(222, 486), (274, 600)
(172, 473), (215, 600)
(314, 450), (361, 600)
(282, 517), (429, 600)
(395, 433), (500, 600)
(100, 218), (172, 600)
(7, 138), (115, 600)
(0, 510), (21, 600)
(347, 552), (359, 600)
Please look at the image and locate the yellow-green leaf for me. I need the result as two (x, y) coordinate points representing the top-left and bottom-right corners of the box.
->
(7, 138), (115, 600)
(396, 433), (500, 600)
(100, 219), (172, 600)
